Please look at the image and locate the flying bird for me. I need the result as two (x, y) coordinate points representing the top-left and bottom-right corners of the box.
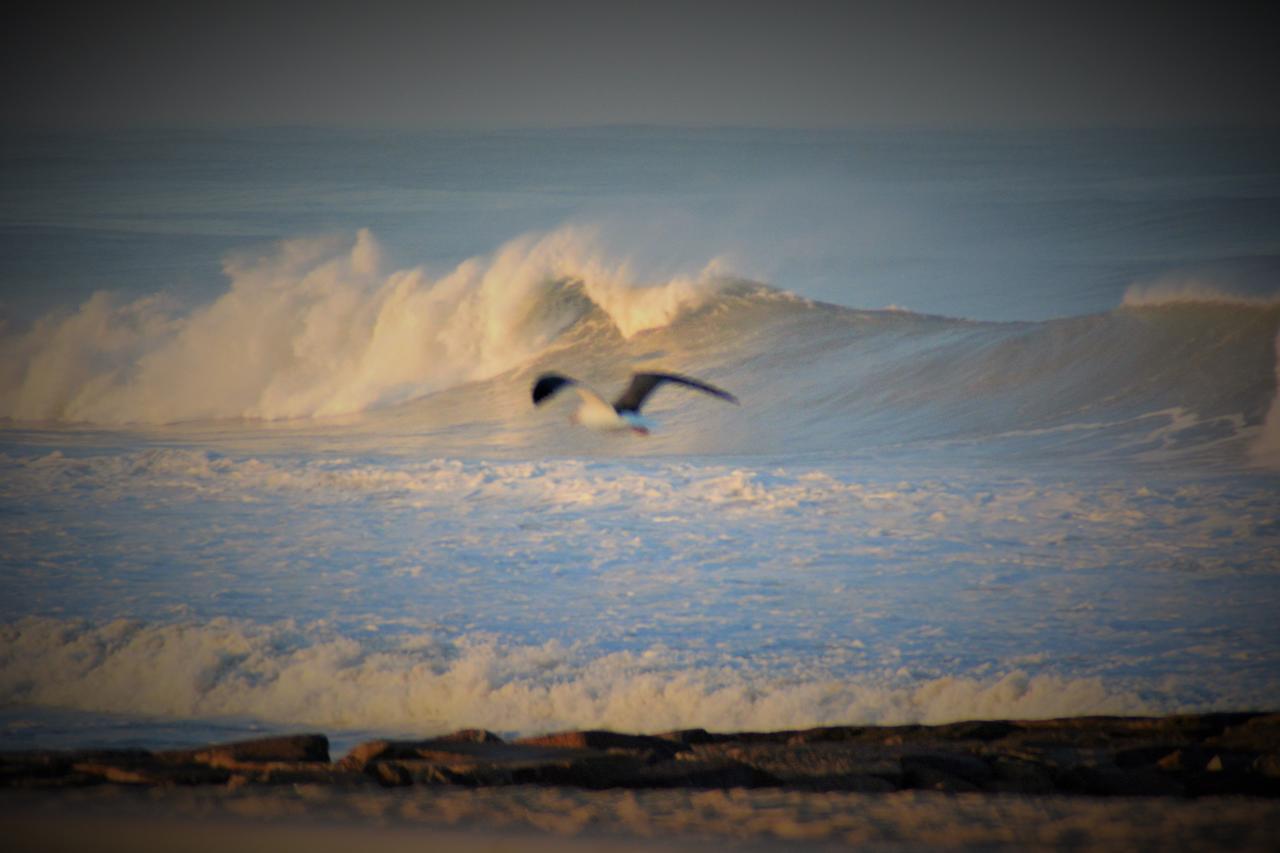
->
(532, 371), (738, 434)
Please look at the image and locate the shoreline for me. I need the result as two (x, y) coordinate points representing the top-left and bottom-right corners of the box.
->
(4, 712), (1279, 850)
(4, 711), (1278, 796)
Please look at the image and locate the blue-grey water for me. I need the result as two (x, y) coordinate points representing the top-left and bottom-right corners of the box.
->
(1, 127), (1278, 750)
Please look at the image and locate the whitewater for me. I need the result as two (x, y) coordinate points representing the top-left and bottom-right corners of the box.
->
(1, 127), (1278, 751)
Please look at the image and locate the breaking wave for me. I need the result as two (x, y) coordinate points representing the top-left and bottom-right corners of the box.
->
(0, 616), (1165, 738)
(1122, 274), (1280, 308)
(1, 226), (1277, 465)
(0, 227), (729, 423)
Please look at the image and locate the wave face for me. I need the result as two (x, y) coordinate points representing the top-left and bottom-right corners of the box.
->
(2, 227), (1277, 465)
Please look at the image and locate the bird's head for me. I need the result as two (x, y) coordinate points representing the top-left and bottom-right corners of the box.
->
(619, 411), (656, 435)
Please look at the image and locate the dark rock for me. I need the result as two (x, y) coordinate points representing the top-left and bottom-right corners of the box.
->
(629, 758), (779, 789)
(1207, 751), (1259, 773)
(362, 759), (474, 786)
(984, 756), (1057, 794)
(430, 728), (504, 744)
(160, 734), (329, 767)
(1056, 766), (1185, 797)
(505, 753), (775, 790)
(1, 748), (150, 781)
(1011, 714), (1260, 749)
(901, 753), (995, 786)
(414, 755), (609, 787)
(1, 754), (74, 785)
(340, 739), (397, 769)
(1210, 713), (1280, 750)
(507, 753), (648, 788)
(784, 726), (873, 745)
(685, 741), (904, 789)
(71, 761), (230, 786)
(5, 771), (104, 789)
(786, 773), (899, 793)
(1184, 769), (1280, 797)
(341, 738), (471, 769)
(1154, 747), (1215, 771)
(1254, 753), (1280, 778)
(4, 747), (229, 787)
(4, 711), (1279, 796)
(781, 721), (1019, 746)
(342, 738), (583, 772)
(930, 720), (1020, 742)
(224, 765), (369, 788)
(657, 728), (720, 745)
(414, 763), (484, 785)
(515, 730), (687, 759)
(371, 762), (413, 787)
(902, 767), (981, 792)
(342, 739), (648, 789)
(1116, 745), (1185, 768)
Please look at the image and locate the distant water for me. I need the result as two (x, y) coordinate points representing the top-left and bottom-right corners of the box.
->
(4, 126), (1279, 326)
(1, 128), (1278, 749)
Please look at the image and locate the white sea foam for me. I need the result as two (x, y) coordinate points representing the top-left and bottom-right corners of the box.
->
(4, 447), (1277, 740)
(1252, 327), (1280, 467)
(1122, 275), (1280, 308)
(0, 616), (1158, 737)
(0, 227), (727, 424)
(4, 448), (1272, 553)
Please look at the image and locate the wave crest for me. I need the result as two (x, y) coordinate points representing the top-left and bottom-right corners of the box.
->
(0, 227), (729, 424)
(1122, 275), (1280, 308)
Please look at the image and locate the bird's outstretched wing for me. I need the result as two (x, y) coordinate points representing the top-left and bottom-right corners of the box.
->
(612, 372), (738, 413)
(532, 373), (577, 406)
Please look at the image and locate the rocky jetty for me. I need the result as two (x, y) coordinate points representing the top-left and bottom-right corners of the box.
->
(4, 712), (1278, 797)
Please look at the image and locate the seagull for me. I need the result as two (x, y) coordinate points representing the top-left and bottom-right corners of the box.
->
(532, 371), (738, 434)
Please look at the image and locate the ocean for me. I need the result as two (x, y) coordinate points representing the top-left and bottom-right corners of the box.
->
(1, 126), (1278, 752)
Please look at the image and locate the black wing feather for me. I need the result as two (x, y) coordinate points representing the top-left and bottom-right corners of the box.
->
(612, 372), (738, 413)
(532, 373), (577, 406)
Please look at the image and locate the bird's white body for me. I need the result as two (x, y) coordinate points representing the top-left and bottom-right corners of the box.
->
(568, 387), (656, 433)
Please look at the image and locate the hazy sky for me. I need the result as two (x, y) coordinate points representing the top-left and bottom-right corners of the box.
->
(4, 1), (1278, 129)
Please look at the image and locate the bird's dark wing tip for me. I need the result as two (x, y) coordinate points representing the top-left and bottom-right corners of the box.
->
(532, 373), (575, 406)
(699, 383), (738, 405)
(615, 371), (738, 412)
